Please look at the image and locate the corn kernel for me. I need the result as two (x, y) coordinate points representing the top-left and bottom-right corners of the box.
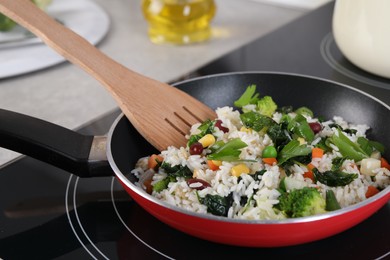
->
(240, 126), (252, 133)
(230, 164), (250, 177)
(198, 134), (215, 148)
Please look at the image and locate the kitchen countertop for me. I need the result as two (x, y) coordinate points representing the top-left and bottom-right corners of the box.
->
(0, 0), (316, 165)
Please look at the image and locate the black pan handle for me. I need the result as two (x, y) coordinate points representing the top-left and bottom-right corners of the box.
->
(0, 109), (113, 177)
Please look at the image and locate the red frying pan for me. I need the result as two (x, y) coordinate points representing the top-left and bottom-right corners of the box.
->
(1, 72), (389, 247)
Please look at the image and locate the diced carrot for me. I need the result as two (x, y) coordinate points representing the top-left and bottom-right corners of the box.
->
(148, 154), (164, 170)
(312, 147), (324, 158)
(207, 160), (220, 171)
(380, 157), (390, 170)
(307, 163), (315, 171)
(303, 171), (315, 182)
(365, 185), (380, 198)
(262, 157), (278, 165)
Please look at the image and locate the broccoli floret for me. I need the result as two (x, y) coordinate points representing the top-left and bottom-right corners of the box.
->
(257, 96), (277, 117)
(276, 187), (326, 218)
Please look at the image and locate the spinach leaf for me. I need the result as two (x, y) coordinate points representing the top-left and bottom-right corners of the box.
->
(312, 168), (358, 187)
(240, 196), (248, 206)
(201, 193), (233, 216)
(242, 193), (256, 213)
(152, 161), (193, 192)
(207, 138), (247, 161)
(328, 130), (368, 162)
(331, 157), (346, 171)
(253, 169), (267, 181)
(288, 114), (315, 142)
(187, 119), (214, 146)
(280, 154), (312, 176)
(234, 84), (259, 108)
(240, 111), (275, 132)
(267, 122), (291, 152)
(328, 123), (357, 135)
(277, 140), (312, 165)
(161, 162), (193, 178)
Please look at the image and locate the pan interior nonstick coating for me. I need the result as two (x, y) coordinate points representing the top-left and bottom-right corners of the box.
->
(110, 73), (390, 177)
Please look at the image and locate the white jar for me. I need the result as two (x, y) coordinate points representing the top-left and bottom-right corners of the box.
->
(332, 0), (390, 78)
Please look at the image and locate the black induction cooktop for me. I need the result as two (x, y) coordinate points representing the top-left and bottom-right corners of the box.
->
(1, 2), (389, 259)
(200, 3), (390, 104)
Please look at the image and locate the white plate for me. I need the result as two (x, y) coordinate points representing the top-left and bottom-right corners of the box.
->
(0, 0), (110, 79)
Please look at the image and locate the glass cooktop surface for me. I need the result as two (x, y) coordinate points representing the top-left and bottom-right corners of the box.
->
(1, 3), (389, 259)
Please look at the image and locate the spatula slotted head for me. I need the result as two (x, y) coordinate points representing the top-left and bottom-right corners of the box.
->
(117, 77), (216, 151)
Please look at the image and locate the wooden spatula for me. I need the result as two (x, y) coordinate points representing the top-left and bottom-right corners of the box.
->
(0, 0), (216, 151)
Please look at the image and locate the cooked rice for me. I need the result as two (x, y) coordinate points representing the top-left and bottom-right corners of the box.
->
(132, 105), (390, 220)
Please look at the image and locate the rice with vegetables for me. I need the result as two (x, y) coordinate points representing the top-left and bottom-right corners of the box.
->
(132, 85), (390, 220)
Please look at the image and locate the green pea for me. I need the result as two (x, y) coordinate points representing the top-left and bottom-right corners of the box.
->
(262, 146), (277, 158)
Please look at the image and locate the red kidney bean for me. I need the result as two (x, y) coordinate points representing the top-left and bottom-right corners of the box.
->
(189, 142), (203, 155)
(215, 120), (229, 133)
(309, 122), (322, 134)
(187, 178), (211, 190)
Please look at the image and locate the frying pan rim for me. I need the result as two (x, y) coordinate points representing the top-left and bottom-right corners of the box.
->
(172, 71), (390, 110)
(106, 71), (390, 224)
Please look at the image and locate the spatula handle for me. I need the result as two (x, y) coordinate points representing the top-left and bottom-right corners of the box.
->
(0, 0), (134, 97)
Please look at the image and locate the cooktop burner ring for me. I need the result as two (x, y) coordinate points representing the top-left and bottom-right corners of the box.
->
(320, 32), (390, 90)
(65, 176), (110, 259)
(110, 178), (174, 260)
(65, 175), (173, 259)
